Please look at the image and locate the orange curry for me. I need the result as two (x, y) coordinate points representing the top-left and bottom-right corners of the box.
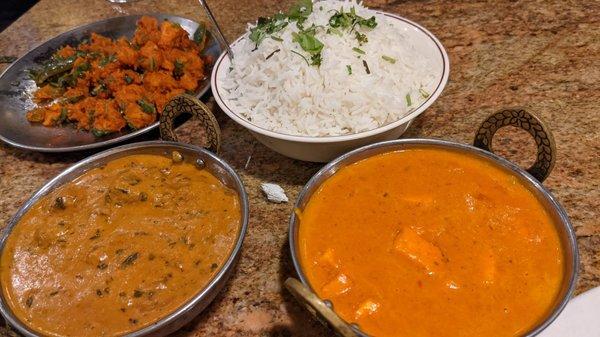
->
(298, 148), (564, 337)
(0, 153), (240, 336)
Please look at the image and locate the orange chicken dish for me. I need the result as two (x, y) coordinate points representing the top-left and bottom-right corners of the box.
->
(298, 148), (565, 337)
(26, 16), (210, 136)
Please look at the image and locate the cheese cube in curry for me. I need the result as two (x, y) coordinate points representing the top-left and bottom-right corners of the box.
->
(318, 248), (340, 270)
(354, 300), (380, 320)
(393, 227), (444, 275)
(322, 273), (352, 298)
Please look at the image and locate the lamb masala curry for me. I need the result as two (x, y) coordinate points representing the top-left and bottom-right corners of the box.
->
(298, 148), (565, 337)
(0, 153), (240, 336)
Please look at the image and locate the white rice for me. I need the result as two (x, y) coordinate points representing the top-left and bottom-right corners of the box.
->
(220, 0), (437, 137)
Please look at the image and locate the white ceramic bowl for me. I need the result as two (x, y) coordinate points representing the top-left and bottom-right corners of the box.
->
(211, 12), (450, 162)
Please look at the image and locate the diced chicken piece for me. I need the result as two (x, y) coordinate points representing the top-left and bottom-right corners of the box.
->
(56, 45), (76, 58)
(143, 71), (178, 91)
(354, 300), (380, 319)
(151, 88), (184, 113)
(28, 103), (64, 127)
(393, 227), (444, 275)
(64, 87), (86, 102)
(179, 72), (199, 91)
(92, 100), (126, 134)
(132, 16), (160, 46)
(158, 21), (191, 48)
(33, 84), (62, 103)
(115, 37), (138, 67)
(68, 97), (96, 129)
(113, 84), (144, 104)
(121, 101), (155, 130)
(26, 107), (45, 123)
(84, 32), (115, 55)
(322, 273), (352, 298)
(139, 41), (164, 71)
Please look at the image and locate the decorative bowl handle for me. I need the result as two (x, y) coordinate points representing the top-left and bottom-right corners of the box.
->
(159, 94), (221, 153)
(473, 108), (556, 182)
(284, 278), (358, 337)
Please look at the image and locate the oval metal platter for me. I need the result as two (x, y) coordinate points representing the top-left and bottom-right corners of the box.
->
(0, 14), (222, 152)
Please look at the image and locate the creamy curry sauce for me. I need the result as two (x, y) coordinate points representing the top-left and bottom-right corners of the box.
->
(1, 154), (240, 336)
(299, 148), (564, 337)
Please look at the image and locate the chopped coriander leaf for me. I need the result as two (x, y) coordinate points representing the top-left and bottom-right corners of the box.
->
(382, 55), (396, 64)
(173, 60), (185, 79)
(328, 7), (377, 30)
(327, 27), (343, 36)
(121, 252), (139, 268)
(292, 31), (324, 54)
(265, 49), (281, 60)
(352, 47), (365, 54)
(355, 31), (368, 45)
(99, 54), (116, 67)
(90, 83), (107, 96)
(270, 36), (283, 42)
(310, 53), (322, 66)
(346, 65), (352, 75)
(26, 296), (33, 308)
(288, 0), (313, 22)
(291, 50), (310, 66)
(359, 16), (377, 28)
(362, 60), (371, 74)
(406, 93), (412, 106)
(92, 129), (110, 137)
(249, 16), (289, 47)
(137, 99), (156, 115)
(58, 107), (68, 123)
(193, 22), (208, 46)
(329, 10), (352, 29)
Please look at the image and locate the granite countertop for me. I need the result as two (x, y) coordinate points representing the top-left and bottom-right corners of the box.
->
(0, 0), (599, 335)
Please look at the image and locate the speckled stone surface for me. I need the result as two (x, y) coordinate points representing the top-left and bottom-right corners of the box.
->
(0, 0), (599, 336)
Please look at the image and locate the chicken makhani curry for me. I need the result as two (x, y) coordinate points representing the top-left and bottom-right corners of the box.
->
(0, 153), (240, 336)
(298, 148), (565, 337)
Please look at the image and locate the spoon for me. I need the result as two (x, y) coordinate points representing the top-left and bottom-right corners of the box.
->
(197, 0), (234, 61)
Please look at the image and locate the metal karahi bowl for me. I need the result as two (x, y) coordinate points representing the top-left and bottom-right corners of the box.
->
(0, 141), (249, 337)
(288, 110), (579, 337)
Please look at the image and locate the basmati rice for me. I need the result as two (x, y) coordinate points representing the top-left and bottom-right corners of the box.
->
(219, 0), (437, 137)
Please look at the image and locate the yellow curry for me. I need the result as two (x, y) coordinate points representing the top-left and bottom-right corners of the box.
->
(0, 153), (240, 336)
(299, 148), (564, 337)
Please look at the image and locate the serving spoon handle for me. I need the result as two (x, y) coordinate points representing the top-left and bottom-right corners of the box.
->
(197, 0), (234, 61)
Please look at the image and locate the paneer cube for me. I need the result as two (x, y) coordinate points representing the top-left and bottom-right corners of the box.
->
(393, 227), (444, 275)
(354, 300), (380, 319)
(322, 273), (352, 298)
(318, 248), (340, 269)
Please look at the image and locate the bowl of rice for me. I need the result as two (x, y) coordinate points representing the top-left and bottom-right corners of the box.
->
(212, 0), (449, 162)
